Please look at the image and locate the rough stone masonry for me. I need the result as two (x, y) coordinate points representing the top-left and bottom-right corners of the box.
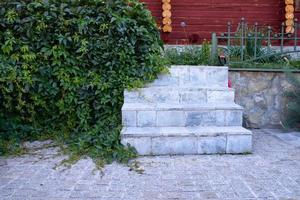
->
(229, 70), (300, 128)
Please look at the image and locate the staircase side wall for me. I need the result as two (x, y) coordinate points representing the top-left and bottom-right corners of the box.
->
(229, 70), (300, 128)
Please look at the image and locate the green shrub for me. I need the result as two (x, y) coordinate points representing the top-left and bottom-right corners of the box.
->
(224, 25), (291, 68)
(289, 60), (300, 69)
(164, 41), (211, 65)
(0, 0), (167, 164)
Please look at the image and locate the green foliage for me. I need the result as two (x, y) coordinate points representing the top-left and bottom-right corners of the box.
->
(227, 25), (268, 61)
(0, 0), (167, 164)
(164, 41), (211, 65)
(289, 60), (300, 69)
(227, 46), (288, 66)
(225, 25), (290, 68)
(228, 57), (300, 69)
(229, 60), (290, 69)
(283, 73), (300, 129)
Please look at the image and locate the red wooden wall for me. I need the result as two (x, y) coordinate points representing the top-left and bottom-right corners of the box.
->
(141, 0), (293, 44)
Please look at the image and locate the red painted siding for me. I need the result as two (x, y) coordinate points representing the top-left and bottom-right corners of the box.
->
(141, 0), (286, 44)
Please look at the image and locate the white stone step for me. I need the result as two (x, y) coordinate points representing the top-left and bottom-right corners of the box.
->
(122, 103), (243, 127)
(121, 66), (252, 156)
(122, 103), (243, 111)
(147, 66), (228, 87)
(124, 87), (234, 104)
(121, 126), (252, 155)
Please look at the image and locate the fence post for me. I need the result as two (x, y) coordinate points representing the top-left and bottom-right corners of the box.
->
(280, 22), (284, 53)
(227, 22), (231, 63)
(294, 18), (298, 51)
(267, 26), (272, 53)
(254, 22), (258, 59)
(240, 18), (245, 61)
(211, 32), (218, 63)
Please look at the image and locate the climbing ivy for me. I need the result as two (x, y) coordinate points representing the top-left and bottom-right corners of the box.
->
(0, 0), (167, 164)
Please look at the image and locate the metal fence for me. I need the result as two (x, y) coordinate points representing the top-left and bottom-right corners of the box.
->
(211, 18), (300, 65)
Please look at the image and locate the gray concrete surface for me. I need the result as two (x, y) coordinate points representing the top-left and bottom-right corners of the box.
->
(1, 129), (300, 200)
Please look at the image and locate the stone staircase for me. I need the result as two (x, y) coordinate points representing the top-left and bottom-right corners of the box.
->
(121, 66), (252, 155)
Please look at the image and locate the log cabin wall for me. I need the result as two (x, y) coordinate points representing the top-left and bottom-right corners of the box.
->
(142, 0), (289, 44)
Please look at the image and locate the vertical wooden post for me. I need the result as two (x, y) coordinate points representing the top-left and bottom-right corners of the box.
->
(211, 32), (218, 63)
(267, 26), (272, 53)
(227, 22), (231, 63)
(240, 18), (245, 61)
(254, 22), (258, 59)
(281, 22), (285, 53)
(294, 18), (298, 51)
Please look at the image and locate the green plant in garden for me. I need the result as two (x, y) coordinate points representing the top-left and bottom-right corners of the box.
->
(164, 41), (211, 65)
(226, 25), (290, 68)
(228, 25), (266, 60)
(0, 0), (167, 164)
(283, 73), (300, 129)
(289, 60), (300, 69)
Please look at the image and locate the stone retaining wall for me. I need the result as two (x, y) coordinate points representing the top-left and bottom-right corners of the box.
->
(229, 69), (300, 128)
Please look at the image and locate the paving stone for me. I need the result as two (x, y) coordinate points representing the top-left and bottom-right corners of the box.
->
(124, 90), (142, 103)
(179, 88), (207, 104)
(226, 110), (243, 126)
(185, 111), (216, 126)
(157, 111), (185, 127)
(205, 67), (228, 87)
(197, 136), (226, 154)
(121, 137), (151, 155)
(122, 111), (136, 127)
(137, 111), (156, 127)
(207, 90), (234, 103)
(142, 88), (180, 103)
(226, 135), (252, 153)
(216, 110), (226, 126)
(189, 67), (206, 86)
(152, 137), (197, 155)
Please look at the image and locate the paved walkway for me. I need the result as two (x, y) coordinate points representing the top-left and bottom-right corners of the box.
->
(1, 129), (300, 200)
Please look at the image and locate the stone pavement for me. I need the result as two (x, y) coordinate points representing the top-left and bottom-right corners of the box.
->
(1, 129), (300, 200)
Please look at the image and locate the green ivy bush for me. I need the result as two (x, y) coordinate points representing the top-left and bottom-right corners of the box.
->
(0, 0), (167, 163)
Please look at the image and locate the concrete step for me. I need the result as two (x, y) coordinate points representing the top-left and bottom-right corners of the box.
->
(121, 126), (252, 155)
(121, 66), (252, 156)
(124, 87), (234, 104)
(122, 103), (243, 127)
(147, 66), (228, 88)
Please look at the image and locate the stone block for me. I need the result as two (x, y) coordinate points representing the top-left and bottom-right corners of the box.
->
(179, 89), (207, 104)
(215, 110), (226, 126)
(157, 111), (185, 127)
(122, 127), (160, 137)
(152, 137), (197, 155)
(121, 137), (151, 155)
(143, 89), (179, 103)
(125, 88), (179, 104)
(124, 90), (141, 103)
(205, 67), (228, 87)
(186, 111), (216, 126)
(137, 111), (156, 127)
(189, 67), (206, 86)
(147, 74), (178, 87)
(170, 66), (190, 86)
(226, 111), (243, 126)
(207, 90), (234, 103)
(198, 136), (226, 154)
(122, 111), (136, 127)
(226, 135), (252, 154)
